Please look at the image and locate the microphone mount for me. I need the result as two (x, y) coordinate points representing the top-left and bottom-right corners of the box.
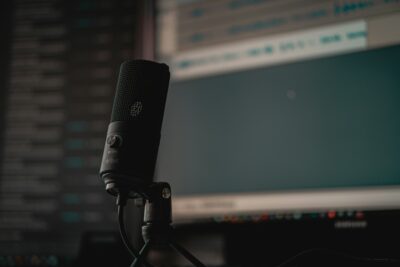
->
(118, 182), (207, 267)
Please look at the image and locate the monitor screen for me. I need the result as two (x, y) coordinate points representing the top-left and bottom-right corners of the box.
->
(0, 0), (138, 265)
(154, 0), (400, 223)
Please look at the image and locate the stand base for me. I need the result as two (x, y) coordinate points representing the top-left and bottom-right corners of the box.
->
(131, 238), (206, 267)
(118, 182), (207, 267)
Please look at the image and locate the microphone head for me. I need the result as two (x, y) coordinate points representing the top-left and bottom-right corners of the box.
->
(111, 60), (170, 124)
(100, 60), (170, 197)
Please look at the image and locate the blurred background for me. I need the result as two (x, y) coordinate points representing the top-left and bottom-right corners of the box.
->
(1, 0), (400, 267)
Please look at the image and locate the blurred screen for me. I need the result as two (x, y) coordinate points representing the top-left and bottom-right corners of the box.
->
(154, 0), (400, 222)
(0, 0), (138, 265)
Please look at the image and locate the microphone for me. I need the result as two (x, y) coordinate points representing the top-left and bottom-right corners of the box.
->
(99, 61), (207, 267)
(99, 60), (170, 197)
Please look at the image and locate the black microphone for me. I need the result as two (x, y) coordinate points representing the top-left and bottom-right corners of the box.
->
(99, 60), (170, 197)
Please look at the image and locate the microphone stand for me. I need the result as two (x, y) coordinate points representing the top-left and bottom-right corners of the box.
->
(119, 182), (207, 267)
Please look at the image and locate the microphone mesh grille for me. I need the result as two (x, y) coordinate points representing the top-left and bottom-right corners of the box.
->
(111, 60), (170, 123)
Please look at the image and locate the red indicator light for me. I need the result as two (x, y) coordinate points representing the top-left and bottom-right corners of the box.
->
(328, 211), (336, 219)
(260, 214), (269, 221)
(356, 211), (364, 219)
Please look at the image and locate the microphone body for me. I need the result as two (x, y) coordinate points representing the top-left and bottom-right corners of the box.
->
(100, 60), (170, 196)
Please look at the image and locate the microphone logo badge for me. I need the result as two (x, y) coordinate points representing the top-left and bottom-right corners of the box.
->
(130, 101), (143, 117)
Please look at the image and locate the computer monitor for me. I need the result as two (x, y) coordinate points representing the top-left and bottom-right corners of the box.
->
(0, 1), (140, 265)
(154, 0), (400, 224)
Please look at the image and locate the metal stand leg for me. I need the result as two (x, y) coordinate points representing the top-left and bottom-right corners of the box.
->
(130, 241), (151, 267)
(123, 183), (207, 267)
(169, 241), (207, 267)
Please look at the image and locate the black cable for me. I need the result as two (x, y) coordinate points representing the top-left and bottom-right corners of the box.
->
(118, 204), (139, 259)
(117, 194), (155, 267)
